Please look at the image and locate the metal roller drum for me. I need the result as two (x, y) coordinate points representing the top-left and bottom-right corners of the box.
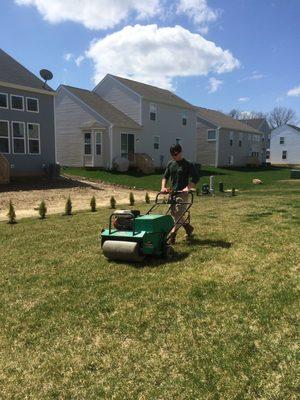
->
(102, 240), (145, 262)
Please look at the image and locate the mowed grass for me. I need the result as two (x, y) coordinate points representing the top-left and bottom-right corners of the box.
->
(0, 187), (299, 399)
(63, 166), (294, 193)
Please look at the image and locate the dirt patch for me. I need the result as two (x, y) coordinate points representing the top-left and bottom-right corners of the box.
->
(0, 177), (157, 221)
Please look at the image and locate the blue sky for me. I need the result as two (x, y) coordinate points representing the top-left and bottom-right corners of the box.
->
(1, 0), (300, 118)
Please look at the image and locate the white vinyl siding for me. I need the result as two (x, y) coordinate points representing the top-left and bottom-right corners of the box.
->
(27, 123), (41, 154)
(0, 120), (10, 153)
(12, 121), (26, 154)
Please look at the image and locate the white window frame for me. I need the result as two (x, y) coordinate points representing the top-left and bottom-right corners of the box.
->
(26, 97), (39, 113)
(279, 136), (285, 145)
(207, 129), (216, 141)
(176, 138), (183, 145)
(84, 132), (92, 156)
(95, 131), (102, 155)
(27, 123), (41, 155)
(0, 120), (10, 154)
(10, 95), (24, 111)
(181, 110), (188, 126)
(0, 93), (8, 109)
(282, 150), (287, 160)
(266, 150), (270, 160)
(12, 121), (26, 154)
(149, 103), (157, 121)
(154, 135), (160, 150)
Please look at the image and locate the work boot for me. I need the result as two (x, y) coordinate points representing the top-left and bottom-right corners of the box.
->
(184, 224), (194, 239)
(168, 233), (177, 245)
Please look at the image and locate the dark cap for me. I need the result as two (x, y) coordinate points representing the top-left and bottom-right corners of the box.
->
(170, 144), (182, 155)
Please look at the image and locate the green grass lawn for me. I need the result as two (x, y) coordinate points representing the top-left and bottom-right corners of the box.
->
(0, 182), (299, 398)
(63, 166), (294, 193)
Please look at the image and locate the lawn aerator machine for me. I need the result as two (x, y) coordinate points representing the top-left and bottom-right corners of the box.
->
(100, 190), (194, 262)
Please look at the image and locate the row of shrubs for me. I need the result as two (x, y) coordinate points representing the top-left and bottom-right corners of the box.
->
(6, 192), (151, 224)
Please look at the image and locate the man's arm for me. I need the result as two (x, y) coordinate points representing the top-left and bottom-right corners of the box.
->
(161, 177), (168, 192)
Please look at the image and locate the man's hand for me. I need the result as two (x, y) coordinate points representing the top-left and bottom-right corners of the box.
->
(161, 187), (169, 193)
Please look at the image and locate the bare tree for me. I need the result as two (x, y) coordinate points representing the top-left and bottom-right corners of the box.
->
(268, 106), (297, 128)
(228, 109), (241, 119)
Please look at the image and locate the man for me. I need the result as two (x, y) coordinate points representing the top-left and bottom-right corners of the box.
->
(161, 144), (199, 244)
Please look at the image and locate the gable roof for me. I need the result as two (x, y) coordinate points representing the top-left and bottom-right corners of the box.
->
(108, 74), (194, 109)
(287, 124), (300, 132)
(195, 106), (261, 134)
(0, 48), (53, 92)
(61, 85), (141, 129)
(242, 118), (266, 130)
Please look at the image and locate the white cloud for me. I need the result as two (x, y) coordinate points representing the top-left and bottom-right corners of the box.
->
(75, 55), (85, 67)
(86, 24), (240, 90)
(63, 52), (73, 61)
(15, 0), (162, 30)
(287, 85), (300, 97)
(207, 77), (223, 93)
(238, 97), (250, 102)
(177, 0), (220, 32)
(238, 71), (264, 82)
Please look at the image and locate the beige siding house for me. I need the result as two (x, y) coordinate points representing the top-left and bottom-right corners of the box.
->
(195, 107), (263, 167)
(243, 118), (271, 163)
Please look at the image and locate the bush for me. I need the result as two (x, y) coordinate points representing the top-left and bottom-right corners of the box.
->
(39, 200), (47, 219)
(129, 192), (135, 206)
(110, 196), (116, 209)
(65, 196), (72, 215)
(90, 196), (96, 212)
(7, 200), (16, 224)
(145, 192), (150, 204)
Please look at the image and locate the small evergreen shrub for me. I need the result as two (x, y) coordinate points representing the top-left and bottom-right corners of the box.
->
(7, 200), (16, 224)
(129, 192), (135, 206)
(145, 192), (150, 204)
(90, 196), (96, 212)
(65, 196), (72, 215)
(39, 200), (47, 219)
(110, 196), (116, 209)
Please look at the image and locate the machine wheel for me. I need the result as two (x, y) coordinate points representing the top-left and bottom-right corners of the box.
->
(164, 244), (175, 260)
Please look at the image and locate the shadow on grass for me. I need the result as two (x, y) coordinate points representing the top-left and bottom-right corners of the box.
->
(110, 251), (190, 268)
(0, 176), (104, 193)
(187, 238), (232, 248)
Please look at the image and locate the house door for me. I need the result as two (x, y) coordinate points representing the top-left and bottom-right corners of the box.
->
(121, 133), (135, 162)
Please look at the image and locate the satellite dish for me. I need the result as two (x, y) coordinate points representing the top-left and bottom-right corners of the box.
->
(40, 69), (53, 87)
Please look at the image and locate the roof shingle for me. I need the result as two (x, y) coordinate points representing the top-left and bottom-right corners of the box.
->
(0, 48), (53, 92)
(62, 85), (141, 129)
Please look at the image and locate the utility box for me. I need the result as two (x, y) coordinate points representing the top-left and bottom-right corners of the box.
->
(290, 169), (300, 179)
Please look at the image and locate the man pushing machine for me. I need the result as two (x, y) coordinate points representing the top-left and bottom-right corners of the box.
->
(161, 144), (200, 244)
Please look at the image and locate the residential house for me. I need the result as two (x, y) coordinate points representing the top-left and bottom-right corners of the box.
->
(269, 124), (300, 165)
(195, 107), (262, 167)
(55, 85), (141, 169)
(0, 48), (55, 179)
(243, 118), (271, 163)
(55, 74), (197, 169)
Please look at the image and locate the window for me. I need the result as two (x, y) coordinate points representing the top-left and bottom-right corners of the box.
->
(0, 120), (10, 153)
(11, 95), (24, 111)
(229, 131), (234, 146)
(282, 150), (287, 160)
(0, 93), (8, 109)
(26, 97), (39, 113)
(176, 138), (182, 145)
(27, 123), (40, 154)
(207, 129), (216, 141)
(239, 132), (242, 147)
(149, 103), (157, 121)
(12, 122), (25, 153)
(84, 133), (92, 155)
(181, 111), (187, 126)
(154, 136), (160, 150)
(266, 150), (270, 160)
(251, 151), (259, 157)
(95, 131), (102, 155)
(280, 137), (284, 145)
